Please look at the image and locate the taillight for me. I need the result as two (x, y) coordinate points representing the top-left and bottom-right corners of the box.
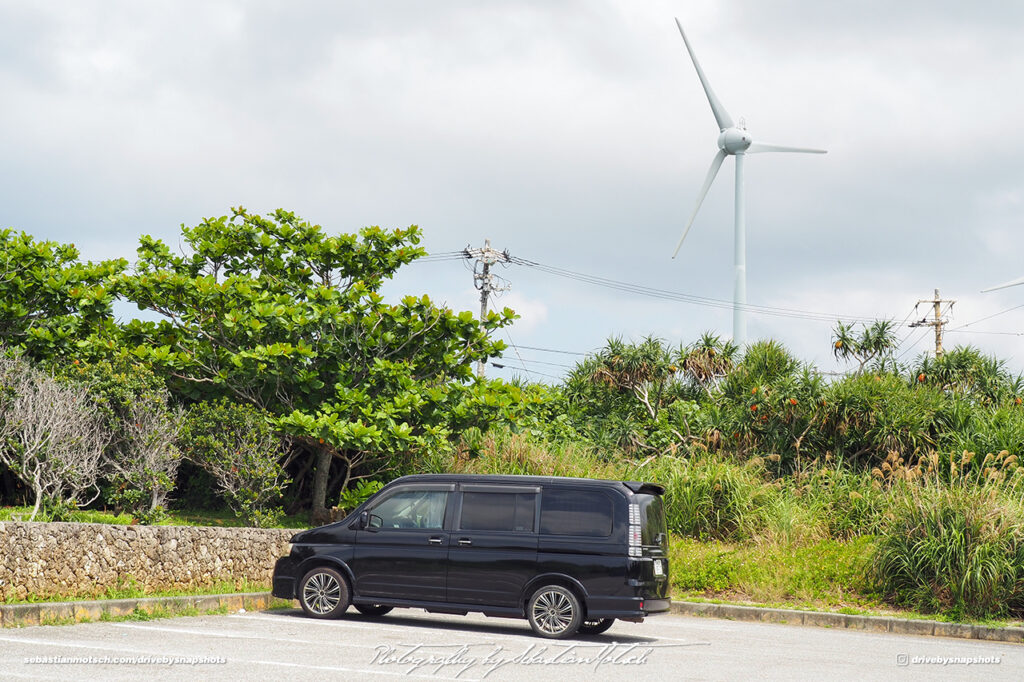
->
(628, 503), (641, 557)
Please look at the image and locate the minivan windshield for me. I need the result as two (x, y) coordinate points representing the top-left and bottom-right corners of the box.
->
(636, 494), (667, 547)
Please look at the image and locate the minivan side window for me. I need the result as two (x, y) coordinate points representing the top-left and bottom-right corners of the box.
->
(459, 492), (537, 532)
(369, 490), (448, 530)
(540, 489), (613, 537)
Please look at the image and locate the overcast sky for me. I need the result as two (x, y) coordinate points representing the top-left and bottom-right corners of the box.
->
(2, 0), (1022, 381)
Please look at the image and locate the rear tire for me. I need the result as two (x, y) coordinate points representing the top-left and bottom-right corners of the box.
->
(526, 585), (582, 639)
(298, 567), (350, 619)
(578, 618), (615, 635)
(354, 603), (394, 617)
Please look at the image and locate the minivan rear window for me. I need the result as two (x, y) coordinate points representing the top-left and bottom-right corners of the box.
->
(540, 489), (612, 537)
(636, 494), (667, 546)
(460, 492), (537, 532)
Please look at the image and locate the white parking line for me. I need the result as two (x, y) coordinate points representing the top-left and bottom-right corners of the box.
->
(0, 630), (476, 681)
(245, 659), (480, 681)
(230, 612), (431, 635)
(110, 622), (346, 647)
(0, 672), (52, 681)
(230, 612), (709, 645)
(0, 633), (207, 660)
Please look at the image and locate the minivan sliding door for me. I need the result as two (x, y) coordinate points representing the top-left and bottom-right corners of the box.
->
(446, 485), (539, 607)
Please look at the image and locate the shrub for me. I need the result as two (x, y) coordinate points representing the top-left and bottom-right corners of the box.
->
(939, 404), (1024, 463)
(59, 356), (182, 519)
(179, 399), (290, 527)
(870, 482), (1024, 619)
(819, 373), (944, 465)
(913, 346), (1024, 406)
(705, 341), (824, 466)
(0, 351), (108, 520)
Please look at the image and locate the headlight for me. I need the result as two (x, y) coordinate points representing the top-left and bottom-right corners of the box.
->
(285, 543), (293, 555)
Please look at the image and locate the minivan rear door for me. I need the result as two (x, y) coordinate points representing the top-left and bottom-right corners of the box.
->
(633, 492), (669, 597)
(445, 485), (539, 607)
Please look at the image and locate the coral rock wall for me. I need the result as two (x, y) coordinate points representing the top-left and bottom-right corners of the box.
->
(0, 521), (294, 601)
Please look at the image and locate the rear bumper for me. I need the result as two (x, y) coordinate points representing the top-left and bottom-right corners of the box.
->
(585, 596), (671, 619)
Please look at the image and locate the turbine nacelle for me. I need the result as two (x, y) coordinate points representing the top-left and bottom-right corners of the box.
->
(718, 126), (752, 155)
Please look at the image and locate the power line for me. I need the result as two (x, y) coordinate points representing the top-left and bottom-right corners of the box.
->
(414, 250), (963, 336)
(508, 356), (576, 369)
(896, 327), (932, 362)
(507, 256), (890, 325)
(947, 328), (1024, 337)
(412, 250), (894, 324)
(893, 303), (923, 349)
(414, 250), (469, 263)
(489, 362), (563, 381)
(514, 344), (590, 356)
(948, 303), (1024, 331)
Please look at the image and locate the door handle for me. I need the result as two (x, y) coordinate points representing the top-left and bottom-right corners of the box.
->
(428, 537), (443, 545)
(458, 538), (472, 546)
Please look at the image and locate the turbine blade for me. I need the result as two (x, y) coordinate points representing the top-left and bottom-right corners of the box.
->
(982, 275), (1024, 293)
(673, 149), (727, 259)
(675, 18), (734, 131)
(747, 142), (827, 154)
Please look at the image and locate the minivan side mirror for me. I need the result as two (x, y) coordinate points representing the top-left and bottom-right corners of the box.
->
(358, 511), (369, 529)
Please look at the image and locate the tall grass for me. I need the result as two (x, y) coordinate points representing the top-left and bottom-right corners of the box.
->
(440, 428), (624, 480)
(644, 455), (772, 540)
(870, 481), (1024, 619)
(447, 428), (776, 541)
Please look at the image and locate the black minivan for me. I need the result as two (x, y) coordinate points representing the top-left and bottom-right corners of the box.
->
(271, 474), (670, 638)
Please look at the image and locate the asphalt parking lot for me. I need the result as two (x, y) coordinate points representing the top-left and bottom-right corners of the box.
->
(0, 607), (1020, 681)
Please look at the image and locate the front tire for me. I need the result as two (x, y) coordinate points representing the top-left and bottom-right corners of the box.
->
(578, 618), (615, 635)
(354, 603), (394, 617)
(527, 585), (582, 639)
(299, 567), (350, 619)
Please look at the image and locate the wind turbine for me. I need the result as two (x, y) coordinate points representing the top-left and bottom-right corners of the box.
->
(671, 17), (826, 348)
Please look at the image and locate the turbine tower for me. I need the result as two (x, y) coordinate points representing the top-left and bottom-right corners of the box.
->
(671, 17), (826, 348)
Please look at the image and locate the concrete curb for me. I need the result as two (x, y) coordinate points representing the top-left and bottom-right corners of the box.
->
(0, 591), (289, 628)
(670, 600), (1024, 643)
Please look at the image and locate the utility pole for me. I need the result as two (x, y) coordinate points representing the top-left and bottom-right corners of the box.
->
(909, 289), (955, 358)
(463, 240), (511, 377)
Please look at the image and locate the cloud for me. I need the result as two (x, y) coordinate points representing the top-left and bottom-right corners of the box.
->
(1, 1), (1023, 379)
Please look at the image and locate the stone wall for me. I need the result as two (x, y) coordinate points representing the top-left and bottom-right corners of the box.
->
(0, 521), (295, 601)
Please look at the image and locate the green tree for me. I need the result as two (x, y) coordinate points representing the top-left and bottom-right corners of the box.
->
(0, 229), (125, 359)
(119, 208), (513, 520)
(832, 320), (899, 374)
